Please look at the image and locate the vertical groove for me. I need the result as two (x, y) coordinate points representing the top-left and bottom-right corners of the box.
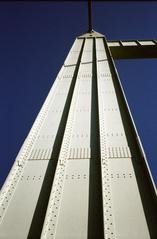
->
(103, 38), (157, 238)
(27, 39), (85, 239)
(88, 37), (104, 239)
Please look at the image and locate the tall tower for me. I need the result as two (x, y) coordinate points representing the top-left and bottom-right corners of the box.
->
(0, 2), (157, 239)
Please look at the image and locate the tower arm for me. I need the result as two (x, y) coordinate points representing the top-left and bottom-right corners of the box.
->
(107, 39), (157, 59)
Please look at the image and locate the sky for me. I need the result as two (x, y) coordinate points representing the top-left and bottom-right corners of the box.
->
(0, 1), (157, 188)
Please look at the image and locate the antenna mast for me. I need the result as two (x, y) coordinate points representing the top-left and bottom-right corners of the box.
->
(88, 0), (93, 32)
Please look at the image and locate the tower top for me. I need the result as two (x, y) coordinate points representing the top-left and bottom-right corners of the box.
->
(88, 0), (93, 33)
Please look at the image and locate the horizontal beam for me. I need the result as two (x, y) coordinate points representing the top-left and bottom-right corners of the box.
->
(107, 40), (157, 59)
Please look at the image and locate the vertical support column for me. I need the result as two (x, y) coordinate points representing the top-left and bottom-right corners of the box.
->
(0, 38), (84, 239)
(104, 38), (157, 238)
(96, 37), (152, 239)
(96, 37), (116, 239)
(41, 38), (93, 239)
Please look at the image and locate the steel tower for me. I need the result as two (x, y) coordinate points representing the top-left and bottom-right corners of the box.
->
(0, 2), (157, 238)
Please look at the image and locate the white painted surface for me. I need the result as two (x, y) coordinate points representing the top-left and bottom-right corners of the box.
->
(121, 41), (137, 46)
(65, 39), (83, 66)
(0, 161), (49, 239)
(109, 158), (150, 239)
(139, 41), (155, 45)
(81, 39), (93, 63)
(55, 160), (89, 239)
(108, 42), (120, 47)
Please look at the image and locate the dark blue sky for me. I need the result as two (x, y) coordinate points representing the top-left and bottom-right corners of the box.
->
(0, 1), (157, 188)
